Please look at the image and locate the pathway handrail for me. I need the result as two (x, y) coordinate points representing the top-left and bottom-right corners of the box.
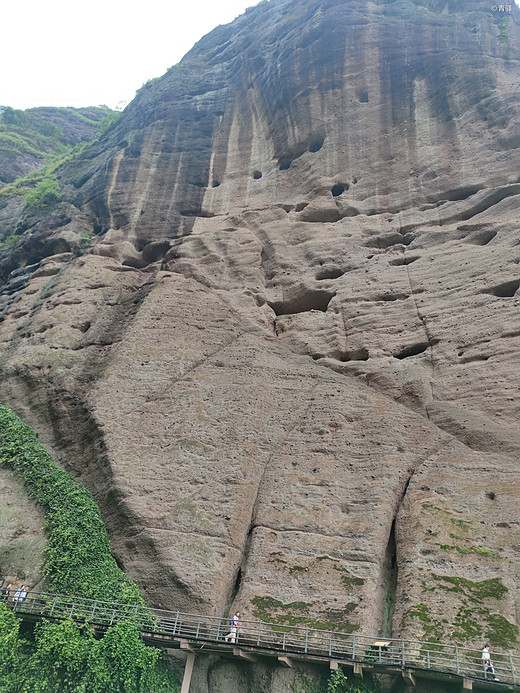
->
(2, 589), (519, 686)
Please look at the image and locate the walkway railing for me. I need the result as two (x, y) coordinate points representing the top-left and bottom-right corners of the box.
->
(3, 589), (519, 686)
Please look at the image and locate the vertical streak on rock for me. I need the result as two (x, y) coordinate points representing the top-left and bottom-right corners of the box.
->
(107, 148), (125, 230)
(165, 151), (184, 224)
(127, 125), (165, 239)
(405, 260), (437, 405)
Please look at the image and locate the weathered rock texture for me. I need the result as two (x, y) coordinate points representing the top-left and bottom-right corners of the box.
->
(0, 467), (46, 586)
(0, 0), (519, 684)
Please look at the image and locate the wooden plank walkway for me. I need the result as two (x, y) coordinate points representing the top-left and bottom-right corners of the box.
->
(4, 590), (519, 690)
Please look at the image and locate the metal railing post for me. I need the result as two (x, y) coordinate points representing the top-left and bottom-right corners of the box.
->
(510, 652), (516, 684)
(304, 628), (309, 654)
(282, 632), (287, 651)
(257, 623), (261, 646)
(426, 648), (431, 669)
(352, 634), (356, 660)
(455, 645), (459, 674)
(49, 597), (57, 617)
(401, 639), (405, 666)
(328, 634), (332, 657)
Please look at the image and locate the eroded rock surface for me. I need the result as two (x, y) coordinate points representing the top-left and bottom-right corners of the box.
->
(0, 0), (519, 669)
(0, 467), (46, 586)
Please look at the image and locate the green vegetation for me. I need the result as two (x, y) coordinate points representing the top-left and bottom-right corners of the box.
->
(23, 171), (61, 210)
(0, 404), (179, 692)
(327, 670), (379, 693)
(291, 670), (379, 693)
(251, 596), (359, 633)
(437, 543), (499, 557)
(495, 16), (509, 46)
(433, 575), (508, 601)
(409, 575), (519, 648)
(0, 404), (142, 601)
(0, 234), (19, 249)
(0, 607), (177, 692)
(0, 105), (119, 223)
(341, 575), (365, 588)
(403, 603), (444, 642)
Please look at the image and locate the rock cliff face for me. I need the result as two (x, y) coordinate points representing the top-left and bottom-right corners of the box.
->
(0, 0), (520, 685)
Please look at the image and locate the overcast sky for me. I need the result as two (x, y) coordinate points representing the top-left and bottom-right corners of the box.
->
(2, 0), (263, 111)
(4, 0), (519, 112)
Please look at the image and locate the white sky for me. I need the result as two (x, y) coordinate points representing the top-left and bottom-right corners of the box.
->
(2, 0), (263, 111)
(3, 0), (519, 112)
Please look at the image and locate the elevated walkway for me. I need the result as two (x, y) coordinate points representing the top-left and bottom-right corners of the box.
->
(5, 590), (519, 692)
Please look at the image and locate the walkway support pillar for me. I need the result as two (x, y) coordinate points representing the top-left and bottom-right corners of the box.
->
(181, 652), (195, 693)
(462, 678), (473, 691)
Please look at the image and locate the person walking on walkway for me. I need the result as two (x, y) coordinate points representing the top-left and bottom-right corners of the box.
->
(0, 583), (11, 602)
(13, 585), (27, 612)
(482, 644), (499, 681)
(225, 611), (240, 643)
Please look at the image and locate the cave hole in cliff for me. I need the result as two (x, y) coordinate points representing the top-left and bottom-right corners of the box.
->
(252, 170), (262, 179)
(308, 135), (325, 153)
(382, 519), (398, 638)
(337, 347), (369, 362)
(212, 180), (220, 187)
(331, 184), (348, 197)
(481, 279), (520, 298)
(267, 289), (335, 316)
(439, 185), (482, 202)
(374, 292), (410, 302)
(315, 266), (345, 280)
(394, 341), (433, 359)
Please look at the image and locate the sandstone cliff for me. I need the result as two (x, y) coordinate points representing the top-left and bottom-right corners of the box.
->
(0, 0), (519, 682)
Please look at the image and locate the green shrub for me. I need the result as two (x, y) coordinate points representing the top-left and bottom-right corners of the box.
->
(0, 405), (180, 691)
(23, 172), (61, 210)
(0, 606), (177, 693)
(327, 670), (379, 693)
(0, 404), (142, 603)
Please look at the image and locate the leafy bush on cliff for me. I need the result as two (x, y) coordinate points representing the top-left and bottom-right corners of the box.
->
(23, 171), (61, 210)
(0, 404), (180, 692)
(0, 606), (177, 693)
(0, 404), (142, 603)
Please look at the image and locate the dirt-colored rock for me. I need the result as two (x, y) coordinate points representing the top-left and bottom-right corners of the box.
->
(0, 467), (46, 587)
(0, 1), (519, 686)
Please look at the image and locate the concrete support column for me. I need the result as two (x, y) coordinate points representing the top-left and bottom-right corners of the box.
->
(181, 652), (196, 693)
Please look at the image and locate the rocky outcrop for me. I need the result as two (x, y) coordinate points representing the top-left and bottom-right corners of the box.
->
(0, 0), (519, 681)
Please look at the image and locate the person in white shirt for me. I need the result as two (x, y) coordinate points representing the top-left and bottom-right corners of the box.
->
(13, 585), (27, 611)
(482, 644), (499, 681)
(224, 611), (240, 643)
